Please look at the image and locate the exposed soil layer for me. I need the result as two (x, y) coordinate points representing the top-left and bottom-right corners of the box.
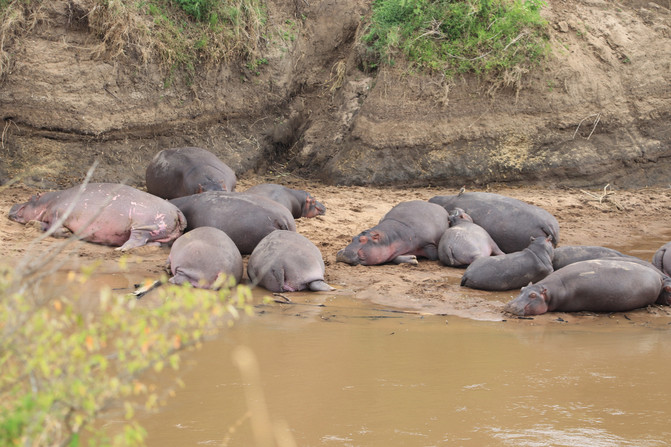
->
(0, 0), (670, 188)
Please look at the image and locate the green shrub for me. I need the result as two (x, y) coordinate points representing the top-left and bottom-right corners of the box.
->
(362, 0), (550, 78)
(0, 259), (254, 446)
(172, 0), (215, 21)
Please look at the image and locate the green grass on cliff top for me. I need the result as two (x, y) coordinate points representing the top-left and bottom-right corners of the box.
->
(1, 0), (550, 81)
(362, 0), (550, 78)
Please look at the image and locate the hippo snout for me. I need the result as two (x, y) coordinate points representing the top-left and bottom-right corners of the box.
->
(336, 248), (360, 265)
(315, 200), (326, 216)
(503, 299), (527, 316)
(8, 203), (23, 222)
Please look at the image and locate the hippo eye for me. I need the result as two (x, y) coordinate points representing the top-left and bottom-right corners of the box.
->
(529, 292), (537, 299)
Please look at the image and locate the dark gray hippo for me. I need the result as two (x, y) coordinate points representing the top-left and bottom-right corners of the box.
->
(652, 241), (671, 276)
(438, 208), (503, 267)
(168, 226), (243, 289)
(244, 183), (326, 219)
(248, 230), (334, 292)
(8, 183), (186, 251)
(504, 259), (667, 316)
(552, 245), (631, 270)
(169, 191), (296, 255)
(428, 191), (559, 253)
(593, 256), (671, 306)
(146, 147), (237, 199)
(336, 200), (449, 265)
(460, 236), (554, 291)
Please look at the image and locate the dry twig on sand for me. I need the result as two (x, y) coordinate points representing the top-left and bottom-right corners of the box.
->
(580, 183), (625, 211)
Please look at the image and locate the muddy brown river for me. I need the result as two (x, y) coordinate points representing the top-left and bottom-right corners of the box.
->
(128, 293), (671, 447)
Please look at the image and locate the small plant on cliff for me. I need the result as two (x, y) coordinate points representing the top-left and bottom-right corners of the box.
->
(361, 0), (550, 79)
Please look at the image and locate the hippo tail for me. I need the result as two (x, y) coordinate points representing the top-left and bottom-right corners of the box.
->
(543, 224), (559, 247)
(460, 274), (468, 287)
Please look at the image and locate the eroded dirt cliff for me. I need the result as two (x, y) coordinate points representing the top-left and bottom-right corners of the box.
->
(0, 0), (670, 188)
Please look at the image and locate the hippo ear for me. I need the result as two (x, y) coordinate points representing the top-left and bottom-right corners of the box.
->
(369, 231), (382, 242)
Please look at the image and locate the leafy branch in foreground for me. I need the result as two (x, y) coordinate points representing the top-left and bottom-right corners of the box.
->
(0, 261), (253, 446)
(361, 0), (550, 78)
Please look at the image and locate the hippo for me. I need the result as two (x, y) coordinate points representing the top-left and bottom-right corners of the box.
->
(552, 245), (631, 270)
(428, 191), (560, 253)
(169, 191), (296, 255)
(460, 236), (554, 291)
(248, 230), (334, 292)
(168, 226), (243, 289)
(244, 183), (326, 218)
(652, 241), (671, 276)
(438, 208), (504, 267)
(145, 147), (237, 199)
(8, 183), (186, 251)
(336, 200), (449, 265)
(504, 258), (667, 316)
(591, 256), (671, 306)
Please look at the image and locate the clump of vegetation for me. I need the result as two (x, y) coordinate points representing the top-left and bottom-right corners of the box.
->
(0, 0), (268, 79)
(361, 0), (550, 78)
(0, 253), (253, 445)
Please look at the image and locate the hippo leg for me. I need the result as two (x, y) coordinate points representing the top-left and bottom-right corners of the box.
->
(168, 268), (199, 287)
(116, 228), (159, 251)
(27, 219), (71, 237)
(269, 267), (294, 292)
(308, 280), (335, 292)
(392, 255), (419, 265)
(421, 244), (439, 261)
(51, 226), (73, 238)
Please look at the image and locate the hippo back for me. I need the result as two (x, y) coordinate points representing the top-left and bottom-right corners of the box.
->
(146, 147), (236, 199)
(381, 200), (449, 240)
(248, 230), (328, 292)
(170, 191), (296, 255)
(652, 241), (671, 276)
(429, 192), (559, 253)
(552, 245), (631, 270)
(169, 226), (243, 288)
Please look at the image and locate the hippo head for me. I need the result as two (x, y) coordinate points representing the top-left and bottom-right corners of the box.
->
(336, 230), (392, 266)
(448, 208), (473, 226)
(8, 194), (43, 223)
(302, 194), (326, 218)
(504, 283), (550, 316)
